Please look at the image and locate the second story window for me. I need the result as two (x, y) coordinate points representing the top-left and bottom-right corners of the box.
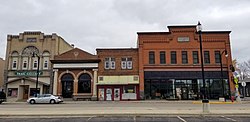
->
(149, 51), (155, 64)
(104, 57), (115, 69)
(182, 51), (188, 64)
(44, 60), (48, 69)
(23, 61), (27, 69)
(121, 57), (133, 69)
(160, 51), (166, 64)
(204, 51), (210, 64)
(215, 51), (221, 64)
(192, 51), (199, 64)
(12, 60), (17, 70)
(171, 51), (177, 64)
(33, 60), (38, 69)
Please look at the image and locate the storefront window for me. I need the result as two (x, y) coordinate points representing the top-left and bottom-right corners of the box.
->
(124, 86), (135, 93)
(145, 79), (174, 99)
(30, 88), (40, 96)
(8, 88), (18, 97)
(78, 73), (91, 93)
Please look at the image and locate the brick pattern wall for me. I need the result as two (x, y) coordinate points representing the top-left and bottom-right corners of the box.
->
(138, 25), (234, 91)
(97, 49), (139, 76)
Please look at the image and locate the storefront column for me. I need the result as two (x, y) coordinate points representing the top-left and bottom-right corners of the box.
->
(91, 69), (98, 100)
(53, 69), (58, 95)
(57, 80), (61, 95)
(73, 79), (78, 95)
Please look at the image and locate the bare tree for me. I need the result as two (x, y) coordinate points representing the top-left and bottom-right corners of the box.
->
(237, 59), (250, 80)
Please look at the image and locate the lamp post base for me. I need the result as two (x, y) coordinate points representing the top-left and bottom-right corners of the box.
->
(202, 99), (210, 113)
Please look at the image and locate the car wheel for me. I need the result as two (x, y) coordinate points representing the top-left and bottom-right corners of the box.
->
(30, 99), (35, 104)
(0, 101), (2, 104)
(50, 99), (56, 104)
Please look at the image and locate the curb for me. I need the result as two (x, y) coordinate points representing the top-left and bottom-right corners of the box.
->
(192, 101), (237, 104)
(1, 113), (250, 117)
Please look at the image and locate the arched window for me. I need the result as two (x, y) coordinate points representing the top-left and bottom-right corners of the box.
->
(61, 73), (74, 98)
(78, 73), (91, 93)
(22, 46), (39, 70)
(11, 51), (19, 70)
(42, 51), (50, 69)
(22, 46), (39, 56)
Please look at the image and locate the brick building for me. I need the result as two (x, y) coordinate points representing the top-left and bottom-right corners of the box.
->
(4, 32), (73, 101)
(51, 48), (100, 100)
(96, 48), (139, 101)
(0, 58), (4, 91)
(137, 25), (234, 100)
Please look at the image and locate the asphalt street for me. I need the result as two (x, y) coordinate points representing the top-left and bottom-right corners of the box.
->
(0, 115), (250, 122)
(1, 101), (250, 116)
(1, 101), (250, 121)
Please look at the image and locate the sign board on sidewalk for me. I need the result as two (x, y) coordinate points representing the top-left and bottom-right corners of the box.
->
(241, 82), (246, 87)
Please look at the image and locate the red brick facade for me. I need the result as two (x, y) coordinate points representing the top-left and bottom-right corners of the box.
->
(138, 25), (234, 100)
(96, 48), (139, 101)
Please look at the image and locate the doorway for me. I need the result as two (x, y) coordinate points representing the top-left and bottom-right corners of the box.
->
(106, 88), (112, 101)
(114, 88), (120, 101)
(22, 85), (29, 99)
(181, 87), (188, 100)
(61, 73), (74, 98)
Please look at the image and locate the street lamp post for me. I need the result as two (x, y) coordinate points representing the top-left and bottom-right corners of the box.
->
(197, 21), (210, 113)
(219, 50), (228, 101)
(32, 52), (40, 96)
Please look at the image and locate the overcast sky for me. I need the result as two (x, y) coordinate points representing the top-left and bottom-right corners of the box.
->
(1, 0), (250, 63)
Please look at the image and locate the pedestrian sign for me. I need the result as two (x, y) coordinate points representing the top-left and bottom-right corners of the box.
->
(241, 82), (246, 87)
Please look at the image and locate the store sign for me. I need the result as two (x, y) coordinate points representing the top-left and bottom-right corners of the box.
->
(178, 37), (190, 42)
(15, 71), (43, 76)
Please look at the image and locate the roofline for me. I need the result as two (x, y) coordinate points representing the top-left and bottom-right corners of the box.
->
(167, 25), (197, 28)
(96, 48), (138, 51)
(137, 32), (169, 34)
(51, 59), (101, 63)
(201, 31), (231, 34)
(137, 31), (231, 35)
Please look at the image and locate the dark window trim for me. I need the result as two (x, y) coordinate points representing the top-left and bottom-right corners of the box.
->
(182, 51), (188, 64)
(149, 51), (155, 64)
(160, 51), (166, 64)
(171, 51), (177, 64)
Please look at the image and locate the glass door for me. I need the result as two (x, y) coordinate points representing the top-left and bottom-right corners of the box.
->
(114, 88), (120, 101)
(106, 88), (112, 101)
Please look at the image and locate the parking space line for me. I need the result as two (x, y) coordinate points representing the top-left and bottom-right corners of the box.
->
(177, 116), (187, 122)
(133, 116), (136, 122)
(87, 116), (94, 121)
(221, 116), (237, 121)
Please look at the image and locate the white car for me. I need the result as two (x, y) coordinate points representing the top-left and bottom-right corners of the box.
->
(27, 94), (63, 104)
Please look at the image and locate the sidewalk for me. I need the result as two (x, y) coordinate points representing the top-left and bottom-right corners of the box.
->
(4, 99), (250, 104)
(1, 99), (250, 116)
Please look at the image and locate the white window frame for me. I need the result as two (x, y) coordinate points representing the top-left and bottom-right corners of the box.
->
(104, 58), (110, 69)
(12, 60), (17, 70)
(33, 60), (38, 69)
(23, 60), (28, 69)
(127, 61), (133, 69)
(121, 57), (133, 70)
(44, 60), (48, 69)
(121, 61), (127, 69)
(110, 58), (115, 69)
(104, 57), (115, 69)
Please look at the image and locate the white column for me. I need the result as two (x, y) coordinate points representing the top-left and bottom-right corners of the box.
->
(92, 69), (98, 100)
(53, 69), (58, 95)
